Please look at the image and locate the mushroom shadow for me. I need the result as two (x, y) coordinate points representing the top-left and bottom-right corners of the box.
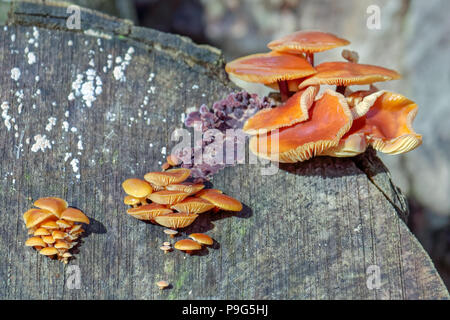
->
(279, 148), (387, 179)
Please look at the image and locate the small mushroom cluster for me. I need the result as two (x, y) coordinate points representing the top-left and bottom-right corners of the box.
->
(225, 30), (422, 163)
(172, 233), (214, 255)
(23, 197), (90, 263)
(122, 167), (243, 230)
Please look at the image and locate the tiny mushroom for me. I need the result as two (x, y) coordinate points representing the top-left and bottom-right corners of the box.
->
(268, 30), (350, 65)
(33, 227), (51, 236)
(123, 195), (143, 207)
(154, 213), (199, 229)
(160, 245), (172, 254)
(33, 197), (68, 218)
(189, 233), (214, 246)
(225, 51), (316, 101)
(163, 229), (178, 238)
(174, 239), (202, 255)
(156, 280), (169, 290)
(249, 90), (353, 163)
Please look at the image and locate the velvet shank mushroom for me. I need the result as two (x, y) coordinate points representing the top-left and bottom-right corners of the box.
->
(144, 168), (191, 187)
(154, 213), (199, 229)
(298, 62), (401, 94)
(225, 51), (316, 101)
(189, 233), (214, 246)
(268, 30), (350, 65)
(33, 197), (68, 218)
(243, 86), (318, 134)
(197, 190), (243, 212)
(249, 90), (353, 163)
(170, 197), (215, 214)
(147, 190), (190, 205)
(165, 182), (205, 195)
(126, 203), (173, 221)
(174, 239), (202, 255)
(122, 178), (153, 201)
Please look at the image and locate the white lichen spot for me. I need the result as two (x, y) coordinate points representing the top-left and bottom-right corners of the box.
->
(31, 134), (51, 153)
(45, 117), (57, 132)
(62, 121), (69, 132)
(68, 40), (73, 46)
(1, 102), (12, 131)
(192, 84), (199, 90)
(64, 152), (72, 162)
(161, 147), (166, 155)
(11, 68), (21, 81)
(27, 52), (36, 64)
(70, 158), (79, 173)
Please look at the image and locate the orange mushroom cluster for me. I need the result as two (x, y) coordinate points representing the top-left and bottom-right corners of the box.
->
(225, 30), (422, 163)
(23, 197), (90, 263)
(122, 167), (243, 230)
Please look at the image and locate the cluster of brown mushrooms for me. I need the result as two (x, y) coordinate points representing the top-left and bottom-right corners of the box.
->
(225, 30), (422, 163)
(23, 197), (90, 263)
(122, 166), (242, 251)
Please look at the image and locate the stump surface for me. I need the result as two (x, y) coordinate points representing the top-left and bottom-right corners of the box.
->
(0, 1), (448, 299)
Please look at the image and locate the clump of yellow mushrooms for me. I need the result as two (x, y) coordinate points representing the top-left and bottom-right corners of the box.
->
(23, 197), (90, 264)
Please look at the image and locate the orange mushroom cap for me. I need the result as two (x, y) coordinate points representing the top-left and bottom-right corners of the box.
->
(126, 203), (173, 221)
(268, 30), (350, 54)
(123, 195), (143, 206)
(154, 213), (199, 229)
(249, 90), (353, 163)
(122, 178), (153, 198)
(54, 240), (70, 249)
(189, 233), (214, 246)
(243, 86), (318, 134)
(39, 247), (59, 256)
(23, 209), (55, 229)
(33, 197), (68, 218)
(60, 208), (90, 224)
(33, 227), (51, 236)
(225, 51), (316, 84)
(39, 220), (59, 229)
(147, 190), (190, 205)
(56, 219), (72, 229)
(144, 168), (191, 187)
(194, 189), (223, 198)
(171, 197), (215, 214)
(299, 62), (401, 89)
(346, 91), (422, 154)
(174, 239), (202, 252)
(165, 182), (205, 195)
(25, 236), (47, 247)
(197, 191), (243, 212)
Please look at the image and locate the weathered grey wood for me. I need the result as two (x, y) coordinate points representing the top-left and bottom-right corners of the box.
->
(0, 0), (448, 299)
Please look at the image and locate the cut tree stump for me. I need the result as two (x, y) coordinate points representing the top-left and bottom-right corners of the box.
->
(0, 1), (448, 299)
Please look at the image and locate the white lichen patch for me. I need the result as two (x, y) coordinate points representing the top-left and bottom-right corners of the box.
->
(45, 117), (57, 132)
(70, 158), (79, 173)
(1, 102), (12, 131)
(11, 68), (21, 81)
(113, 47), (135, 82)
(27, 52), (37, 64)
(31, 134), (51, 153)
(69, 68), (103, 107)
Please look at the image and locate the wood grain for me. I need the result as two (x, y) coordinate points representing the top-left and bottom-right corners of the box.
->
(0, 0), (447, 299)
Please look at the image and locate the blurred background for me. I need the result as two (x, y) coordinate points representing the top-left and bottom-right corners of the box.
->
(54, 0), (450, 288)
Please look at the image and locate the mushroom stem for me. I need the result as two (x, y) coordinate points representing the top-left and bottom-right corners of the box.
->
(306, 53), (314, 66)
(336, 85), (347, 95)
(277, 80), (289, 102)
